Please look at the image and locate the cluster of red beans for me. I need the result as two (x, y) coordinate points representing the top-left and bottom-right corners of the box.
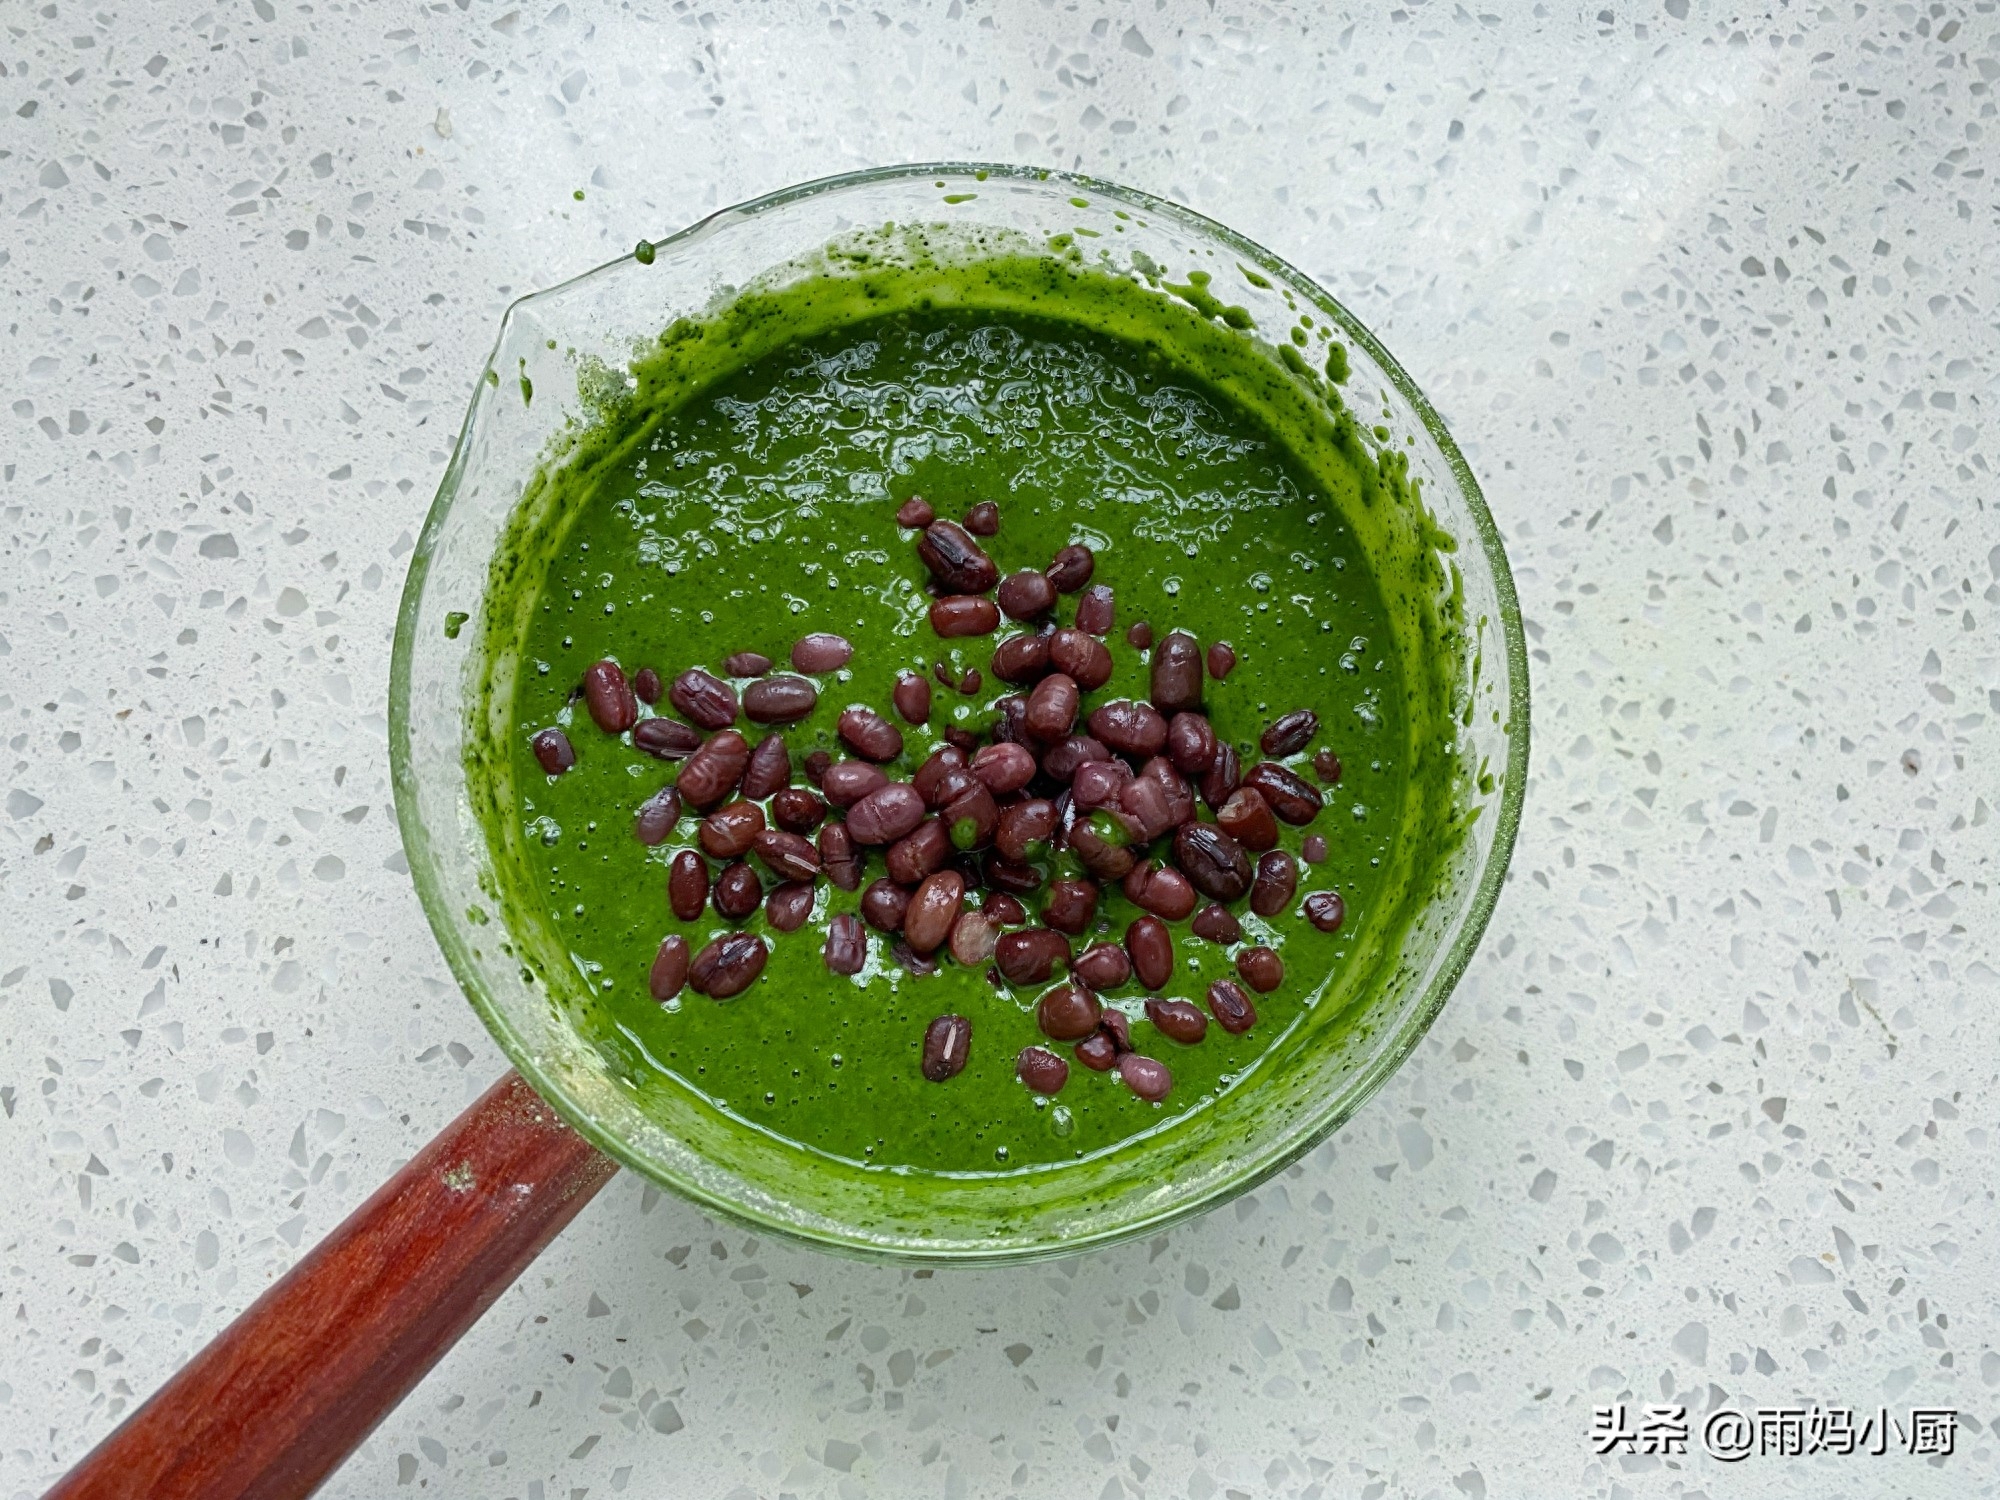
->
(530, 495), (1347, 1106)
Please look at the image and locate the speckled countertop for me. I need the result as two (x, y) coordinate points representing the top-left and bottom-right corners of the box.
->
(3, 3), (1995, 1497)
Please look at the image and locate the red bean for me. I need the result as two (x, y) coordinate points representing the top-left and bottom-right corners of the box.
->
(1122, 863), (1197, 921)
(824, 912), (868, 975)
(818, 821), (863, 890)
(1217, 787), (1279, 852)
(1025, 672), (1080, 742)
(943, 783), (999, 850)
(1304, 890), (1346, 932)
(926, 766), (980, 815)
(1088, 700), (1168, 758)
(1099, 1008), (1135, 1054)
(1068, 810), (1137, 882)
(886, 818), (952, 885)
(895, 496), (935, 528)
(1075, 584), (1114, 636)
(1171, 822), (1253, 902)
(1200, 742), (1242, 811)
(1191, 904), (1242, 945)
(1250, 850), (1299, 917)
(1016, 1045), (1069, 1094)
(1148, 631), (1203, 714)
(990, 694), (1029, 745)
(1075, 1031), (1118, 1071)
(970, 742), (1036, 795)
(1073, 941), (1131, 991)
(770, 787), (827, 834)
(688, 932), (767, 999)
(997, 570), (1056, 620)
(983, 891), (1028, 925)
(894, 940), (939, 977)
(847, 783), (926, 845)
(1142, 756), (1196, 825)
(1117, 772), (1177, 841)
(1117, 1053), (1172, 1101)
(1123, 761), (1187, 836)
(1146, 998), (1207, 1045)
(1042, 878), (1099, 935)
(790, 633), (853, 673)
(1243, 762), (1323, 824)
(721, 651), (771, 678)
(668, 850), (709, 920)
(921, 1014), (973, 1081)
(1041, 735), (1109, 783)
(1261, 710), (1319, 757)
(990, 632), (1052, 685)
(984, 851), (1046, 894)
(752, 828), (820, 883)
(531, 727), (575, 775)
(713, 861), (762, 921)
(669, 668), (738, 730)
(649, 935), (690, 1002)
(740, 734), (792, 801)
(893, 672), (932, 725)
(930, 595), (1002, 638)
(634, 786), (682, 845)
(996, 927), (1072, 985)
(1126, 621), (1153, 650)
(1314, 749), (1343, 785)
(916, 520), (999, 593)
(677, 730), (750, 808)
(861, 878), (910, 933)
(895, 747), (948, 802)
(1048, 627), (1113, 690)
(1125, 916), (1173, 991)
(1045, 544), (1095, 594)
(765, 880), (816, 933)
(743, 675), (818, 725)
(1168, 713), (1217, 775)
(1206, 978), (1257, 1034)
(950, 909), (1000, 967)
(1302, 834), (1328, 864)
(1206, 641), (1237, 680)
(582, 660), (638, 734)
(803, 749), (832, 785)
(633, 667), (663, 704)
(698, 800), (765, 859)
(904, 871), (966, 954)
(1068, 762), (1127, 813)
(994, 798), (1058, 862)
(1236, 946), (1284, 992)
(962, 500), (1000, 535)
(837, 706), (904, 762)
(1036, 981), (1102, 1041)
(634, 717), (703, 760)
(821, 759), (888, 809)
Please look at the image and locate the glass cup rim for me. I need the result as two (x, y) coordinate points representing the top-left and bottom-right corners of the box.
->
(390, 160), (1531, 1260)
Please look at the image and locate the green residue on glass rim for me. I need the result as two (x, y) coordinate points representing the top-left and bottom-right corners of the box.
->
(467, 225), (1481, 1184)
(1163, 269), (1254, 330)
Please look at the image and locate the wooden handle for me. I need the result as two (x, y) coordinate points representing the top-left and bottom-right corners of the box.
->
(46, 1072), (619, 1500)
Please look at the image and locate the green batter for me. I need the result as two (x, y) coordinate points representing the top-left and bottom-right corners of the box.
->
(476, 237), (1465, 1181)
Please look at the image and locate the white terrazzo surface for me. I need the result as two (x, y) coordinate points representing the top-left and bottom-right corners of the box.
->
(3, 2), (1997, 1496)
